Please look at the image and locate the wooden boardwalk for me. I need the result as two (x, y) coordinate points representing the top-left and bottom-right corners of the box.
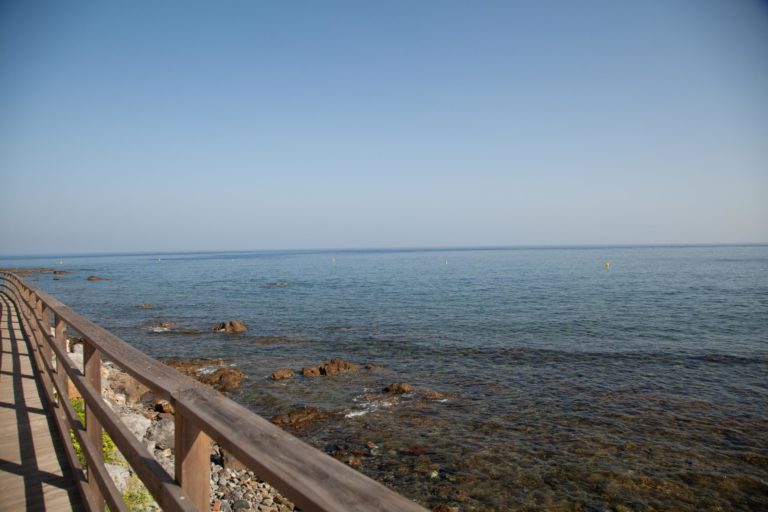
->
(0, 292), (83, 511)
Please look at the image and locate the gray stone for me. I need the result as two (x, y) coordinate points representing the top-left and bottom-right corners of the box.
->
(146, 416), (175, 449)
(121, 413), (151, 440)
(233, 500), (251, 510)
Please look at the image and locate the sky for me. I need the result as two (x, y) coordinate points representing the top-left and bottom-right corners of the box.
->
(1, 0), (767, 254)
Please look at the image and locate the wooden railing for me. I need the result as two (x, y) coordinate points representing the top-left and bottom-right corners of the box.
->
(0, 272), (426, 512)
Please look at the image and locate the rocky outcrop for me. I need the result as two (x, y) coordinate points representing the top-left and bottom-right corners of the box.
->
(212, 320), (248, 334)
(271, 368), (295, 381)
(301, 359), (358, 378)
(198, 368), (245, 392)
(87, 275), (110, 281)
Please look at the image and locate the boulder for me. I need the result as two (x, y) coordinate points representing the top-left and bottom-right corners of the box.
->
(122, 413), (151, 441)
(198, 367), (245, 392)
(301, 359), (358, 378)
(301, 366), (322, 378)
(383, 383), (414, 394)
(212, 320), (248, 334)
(271, 368), (295, 381)
(146, 415), (175, 450)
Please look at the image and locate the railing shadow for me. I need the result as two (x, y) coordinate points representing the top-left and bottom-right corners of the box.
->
(0, 293), (83, 511)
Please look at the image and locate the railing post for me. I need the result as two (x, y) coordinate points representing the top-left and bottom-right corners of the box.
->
(54, 314), (68, 406)
(175, 410), (211, 510)
(84, 341), (105, 510)
(41, 303), (53, 371)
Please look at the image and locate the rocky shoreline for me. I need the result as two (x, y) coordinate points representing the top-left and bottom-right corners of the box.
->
(66, 342), (297, 512)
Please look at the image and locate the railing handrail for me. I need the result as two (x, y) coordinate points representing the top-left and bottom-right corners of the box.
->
(0, 271), (427, 512)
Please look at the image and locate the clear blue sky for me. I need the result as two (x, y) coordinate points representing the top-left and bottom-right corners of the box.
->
(1, 1), (766, 254)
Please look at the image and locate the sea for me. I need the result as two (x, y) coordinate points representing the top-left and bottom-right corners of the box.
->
(2, 245), (767, 511)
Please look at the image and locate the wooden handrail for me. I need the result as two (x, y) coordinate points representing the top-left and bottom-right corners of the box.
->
(1, 272), (427, 512)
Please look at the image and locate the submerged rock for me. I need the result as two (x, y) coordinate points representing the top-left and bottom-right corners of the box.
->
(198, 368), (245, 391)
(212, 320), (248, 334)
(271, 407), (330, 427)
(267, 281), (288, 287)
(87, 275), (110, 281)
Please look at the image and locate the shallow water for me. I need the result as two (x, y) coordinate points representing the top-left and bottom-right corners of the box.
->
(4, 245), (767, 510)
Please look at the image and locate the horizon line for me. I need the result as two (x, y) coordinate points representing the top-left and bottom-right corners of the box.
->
(1, 242), (767, 259)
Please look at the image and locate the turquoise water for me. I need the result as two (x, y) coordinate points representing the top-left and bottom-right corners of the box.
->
(3, 245), (767, 510)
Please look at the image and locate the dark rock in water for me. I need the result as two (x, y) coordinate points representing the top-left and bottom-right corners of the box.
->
(267, 281), (288, 287)
(87, 275), (110, 281)
(401, 446), (436, 456)
(212, 320), (248, 334)
(302, 359), (358, 378)
(198, 368), (245, 391)
(422, 389), (448, 400)
(52, 270), (70, 275)
(138, 303), (153, 309)
(52, 276), (63, 281)
(271, 368), (295, 381)
(302, 366), (322, 378)
(384, 382), (415, 394)
(271, 407), (330, 427)
(161, 358), (245, 391)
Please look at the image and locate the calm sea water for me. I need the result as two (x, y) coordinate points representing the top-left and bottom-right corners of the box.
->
(3, 246), (767, 510)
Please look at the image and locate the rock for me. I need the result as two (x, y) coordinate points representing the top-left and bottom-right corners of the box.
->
(105, 463), (131, 493)
(138, 303), (154, 309)
(122, 413), (151, 440)
(212, 320), (248, 334)
(161, 359), (245, 391)
(383, 383), (414, 394)
(432, 506), (459, 512)
(110, 372), (152, 403)
(52, 270), (70, 275)
(271, 368), (295, 381)
(301, 359), (357, 378)
(422, 389), (447, 400)
(267, 281), (288, 287)
(271, 407), (330, 427)
(301, 366), (322, 378)
(233, 500), (251, 510)
(53, 277), (63, 281)
(146, 415), (175, 450)
(222, 449), (248, 471)
(87, 275), (110, 281)
(154, 448), (175, 476)
(157, 321), (176, 328)
(153, 399), (175, 414)
(198, 367), (245, 392)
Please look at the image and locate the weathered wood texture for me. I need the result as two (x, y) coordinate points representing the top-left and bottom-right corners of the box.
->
(0, 292), (84, 511)
(0, 272), (428, 512)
